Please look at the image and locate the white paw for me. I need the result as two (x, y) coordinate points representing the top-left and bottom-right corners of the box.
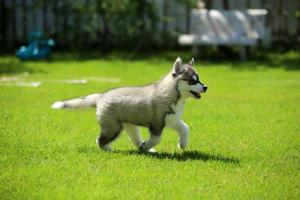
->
(148, 148), (157, 153)
(138, 143), (156, 153)
(100, 145), (112, 152)
(51, 101), (64, 109)
(178, 143), (187, 150)
(96, 138), (112, 152)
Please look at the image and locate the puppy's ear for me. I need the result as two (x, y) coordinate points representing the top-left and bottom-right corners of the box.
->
(172, 57), (184, 77)
(188, 58), (194, 67)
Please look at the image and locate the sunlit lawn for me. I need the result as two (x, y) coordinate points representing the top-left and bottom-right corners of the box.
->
(0, 51), (299, 199)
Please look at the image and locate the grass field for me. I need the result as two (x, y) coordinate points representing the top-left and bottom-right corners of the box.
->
(0, 52), (299, 199)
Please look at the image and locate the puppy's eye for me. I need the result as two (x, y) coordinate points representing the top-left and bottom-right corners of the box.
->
(188, 79), (197, 85)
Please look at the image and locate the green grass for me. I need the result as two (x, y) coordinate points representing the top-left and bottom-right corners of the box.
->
(0, 52), (299, 199)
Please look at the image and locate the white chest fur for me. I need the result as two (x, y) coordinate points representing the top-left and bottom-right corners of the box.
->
(165, 98), (185, 128)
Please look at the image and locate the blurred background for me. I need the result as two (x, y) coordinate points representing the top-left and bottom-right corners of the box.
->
(0, 0), (299, 57)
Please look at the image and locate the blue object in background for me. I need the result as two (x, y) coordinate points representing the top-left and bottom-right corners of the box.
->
(16, 31), (55, 60)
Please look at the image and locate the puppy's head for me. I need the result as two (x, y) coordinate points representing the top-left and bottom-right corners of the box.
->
(172, 57), (207, 99)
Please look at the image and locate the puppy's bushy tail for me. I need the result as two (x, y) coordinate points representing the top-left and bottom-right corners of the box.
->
(51, 93), (102, 109)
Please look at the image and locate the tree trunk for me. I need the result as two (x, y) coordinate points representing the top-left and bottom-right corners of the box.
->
(0, 0), (6, 52)
(222, 0), (229, 10)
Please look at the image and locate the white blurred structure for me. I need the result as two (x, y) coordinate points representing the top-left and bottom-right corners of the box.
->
(178, 9), (268, 59)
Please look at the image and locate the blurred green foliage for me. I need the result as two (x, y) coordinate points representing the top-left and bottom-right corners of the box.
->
(33, 0), (195, 51)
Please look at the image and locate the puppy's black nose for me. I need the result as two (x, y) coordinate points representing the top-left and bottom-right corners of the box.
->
(203, 86), (208, 92)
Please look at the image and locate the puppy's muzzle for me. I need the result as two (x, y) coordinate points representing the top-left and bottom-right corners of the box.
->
(203, 85), (208, 92)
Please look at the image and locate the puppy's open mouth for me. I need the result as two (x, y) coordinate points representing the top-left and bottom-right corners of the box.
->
(190, 91), (201, 99)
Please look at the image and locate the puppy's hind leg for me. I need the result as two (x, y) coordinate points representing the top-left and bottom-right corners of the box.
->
(96, 119), (123, 151)
(123, 123), (144, 149)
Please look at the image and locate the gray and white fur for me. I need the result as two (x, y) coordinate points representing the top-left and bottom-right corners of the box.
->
(52, 57), (207, 152)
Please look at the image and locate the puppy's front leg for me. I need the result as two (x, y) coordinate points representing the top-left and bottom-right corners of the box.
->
(172, 120), (189, 150)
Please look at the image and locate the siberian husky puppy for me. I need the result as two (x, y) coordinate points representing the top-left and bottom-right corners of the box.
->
(52, 58), (207, 152)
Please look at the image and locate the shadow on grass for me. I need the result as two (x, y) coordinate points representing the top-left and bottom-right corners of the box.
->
(78, 146), (239, 164)
(0, 58), (35, 74)
(49, 50), (300, 71)
(229, 53), (300, 70)
(3, 50), (297, 73)
(120, 150), (240, 164)
(49, 51), (191, 63)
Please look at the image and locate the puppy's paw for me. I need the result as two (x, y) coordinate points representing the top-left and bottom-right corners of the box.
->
(96, 138), (112, 152)
(51, 101), (64, 109)
(148, 148), (157, 153)
(139, 142), (146, 152)
(100, 145), (112, 152)
(178, 143), (187, 150)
